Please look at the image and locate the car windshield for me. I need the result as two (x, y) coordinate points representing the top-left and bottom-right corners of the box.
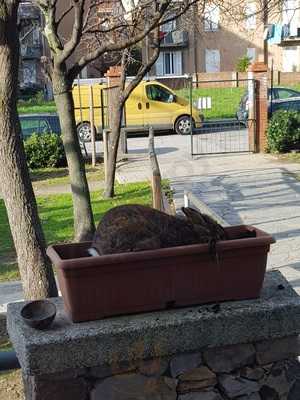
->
(20, 116), (60, 138)
(146, 85), (174, 103)
(276, 88), (300, 99)
(20, 118), (40, 138)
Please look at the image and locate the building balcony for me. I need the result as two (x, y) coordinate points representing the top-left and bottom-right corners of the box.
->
(160, 30), (188, 47)
(19, 2), (40, 20)
(279, 25), (300, 46)
(279, 36), (300, 46)
(20, 45), (42, 59)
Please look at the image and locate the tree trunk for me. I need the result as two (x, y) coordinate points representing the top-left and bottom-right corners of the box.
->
(0, 1), (58, 299)
(52, 70), (95, 241)
(104, 103), (123, 198)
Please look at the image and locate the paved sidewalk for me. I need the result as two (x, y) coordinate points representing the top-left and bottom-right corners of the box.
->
(116, 135), (300, 295)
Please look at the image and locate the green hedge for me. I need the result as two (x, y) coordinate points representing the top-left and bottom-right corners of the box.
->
(24, 133), (66, 169)
(267, 110), (300, 153)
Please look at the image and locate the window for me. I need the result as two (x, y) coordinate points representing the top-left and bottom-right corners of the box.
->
(161, 14), (176, 33)
(39, 119), (51, 133)
(155, 51), (182, 76)
(247, 48), (256, 61)
(204, 4), (220, 31)
(32, 26), (40, 46)
(205, 49), (220, 72)
(276, 88), (300, 99)
(283, 0), (298, 36)
(22, 60), (37, 85)
(20, 117), (40, 138)
(246, 3), (256, 30)
(146, 85), (174, 103)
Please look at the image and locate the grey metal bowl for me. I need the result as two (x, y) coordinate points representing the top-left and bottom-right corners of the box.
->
(21, 300), (56, 330)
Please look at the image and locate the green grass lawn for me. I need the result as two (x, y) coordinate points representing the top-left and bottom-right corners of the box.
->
(18, 101), (56, 114)
(0, 182), (152, 282)
(177, 87), (246, 120)
(16, 83), (300, 119)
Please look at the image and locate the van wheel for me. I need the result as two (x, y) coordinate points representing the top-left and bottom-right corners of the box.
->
(77, 122), (92, 142)
(175, 116), (194, 135)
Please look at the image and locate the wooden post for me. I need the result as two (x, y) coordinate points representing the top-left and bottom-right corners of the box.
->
(103, 129), (109, 185)
(89, 85), (96, 167)
(149, 127), (163, 211)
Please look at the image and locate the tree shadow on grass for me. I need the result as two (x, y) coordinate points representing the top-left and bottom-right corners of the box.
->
(30, 168), (69, 182)
(30, 167), (100, 183)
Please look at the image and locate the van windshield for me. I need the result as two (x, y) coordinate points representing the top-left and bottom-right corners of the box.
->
(146, 85), (174, 103)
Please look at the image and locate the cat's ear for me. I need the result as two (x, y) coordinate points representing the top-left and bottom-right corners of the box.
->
(181, 207), (206, 225)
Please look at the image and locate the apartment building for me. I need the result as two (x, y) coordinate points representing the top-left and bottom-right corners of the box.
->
(276, 0), (300, 71)
(150, 0), (300, 76)
(18, 1), (46, 93)
(17, 0), (126, 94)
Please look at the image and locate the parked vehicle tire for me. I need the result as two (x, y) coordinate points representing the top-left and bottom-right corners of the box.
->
(77, 122), (92, 142)
(174, 116), (194, 135)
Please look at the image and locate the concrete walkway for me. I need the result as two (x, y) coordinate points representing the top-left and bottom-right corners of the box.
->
(116, 134), (300, 295)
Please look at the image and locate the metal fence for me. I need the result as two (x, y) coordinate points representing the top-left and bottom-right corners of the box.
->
(189, 78), (256, 156)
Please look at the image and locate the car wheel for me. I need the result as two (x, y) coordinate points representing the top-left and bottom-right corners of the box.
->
(77, 122), (92, 142)
(175, 116), (194, 135)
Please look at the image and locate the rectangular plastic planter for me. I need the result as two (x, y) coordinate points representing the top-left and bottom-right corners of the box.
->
(47, 225), (275, 322)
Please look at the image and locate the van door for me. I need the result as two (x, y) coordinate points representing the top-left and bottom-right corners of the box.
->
(142, 83), (177, 128)
(124, 85), (144, 127)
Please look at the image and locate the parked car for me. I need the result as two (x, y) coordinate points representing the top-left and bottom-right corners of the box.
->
(19, 113), (61, 139)
(72, 80), (203, 141)
(236, 87), (300, 124)
(268, 97), (300, 116)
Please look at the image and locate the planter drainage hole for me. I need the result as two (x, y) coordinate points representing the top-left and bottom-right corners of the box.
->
(166, 301), (175, 309)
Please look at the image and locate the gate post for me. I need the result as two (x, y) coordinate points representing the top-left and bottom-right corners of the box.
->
(248, 62), (268, 153)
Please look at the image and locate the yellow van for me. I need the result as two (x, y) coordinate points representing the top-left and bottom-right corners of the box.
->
(72, 80), (202, 141)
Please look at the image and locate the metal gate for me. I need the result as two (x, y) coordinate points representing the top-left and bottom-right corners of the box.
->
(190, 78), (256, 156)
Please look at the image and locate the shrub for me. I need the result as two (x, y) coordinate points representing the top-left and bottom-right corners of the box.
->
(236, 56), (251, 72)
(267, 110), (300, 153)
(24, 133), (66, 169)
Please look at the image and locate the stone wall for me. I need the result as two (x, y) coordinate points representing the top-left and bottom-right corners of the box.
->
(23, 336), (300, 400)
(7, 271), (300, 400)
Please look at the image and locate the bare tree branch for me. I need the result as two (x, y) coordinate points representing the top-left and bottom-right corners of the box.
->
(35, 0), (62, 55)
(121, 30), (161, 103)
(56, 3), (74, 27)
(68, 0), (172, 81)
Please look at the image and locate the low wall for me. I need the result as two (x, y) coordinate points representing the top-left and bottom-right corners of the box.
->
(7, 271), (300, 400)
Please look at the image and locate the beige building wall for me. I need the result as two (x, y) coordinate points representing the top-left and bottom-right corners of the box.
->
(150, 0), (300, 75)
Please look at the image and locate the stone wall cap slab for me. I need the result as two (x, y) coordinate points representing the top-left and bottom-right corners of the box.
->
(7, 271), (300, 375)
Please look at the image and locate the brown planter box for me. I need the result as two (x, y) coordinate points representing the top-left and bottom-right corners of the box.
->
(47, 225), (275, 322)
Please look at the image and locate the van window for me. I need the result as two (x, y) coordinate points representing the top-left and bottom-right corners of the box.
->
(146, 85), (174, 103)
